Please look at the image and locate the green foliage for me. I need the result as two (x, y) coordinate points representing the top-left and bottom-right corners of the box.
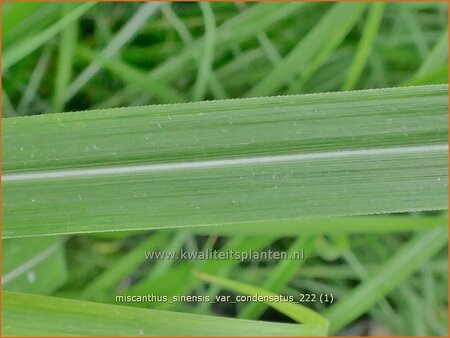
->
(2, 2), (448, 336)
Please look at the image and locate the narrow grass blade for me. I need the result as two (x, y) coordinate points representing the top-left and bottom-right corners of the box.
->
(238, 236), (315, 320)
(146, 230), (189, 280)
(400, 7), (430, 59)
(342, 3), (385, 91)
(193, 3), (216, 101)
(52, 3), (78, 113)
(195, 236), (259, 314)
(194, 271), (329, 335)
(405, 28), (449, 86)
(2, 2), (95, 72)
(416, 28), (449, 77)
(17, 45), (52, 115)
(81, 232), (170, 299)
(161, 3), (226, 100)
(2, 90), (17, 118)
(324, 227), (448, 334)
(2, 85), (447, 238)
(342, 249), (398, 329)
(2, 291), (323, 336)
(161, 4), (192, 45)
(258, 33), (282, 65)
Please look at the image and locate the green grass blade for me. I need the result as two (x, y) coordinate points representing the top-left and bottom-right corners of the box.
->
(2, 291), (323, 336)
(195, 271), (329, 334)
(2, 2), (95, 72)
(52, 3), (78, 113)
(161, 3), (226, 100)
(17, 45), (52, 115)
(238, 236), (315, 320)
(254, 29), (297, 89)
(324, 227), (448, 334)
(193, 3), (216, 101)
(245, 2), (367, 97)
(2, 85), (448, 238)
(161, 4), (193, 45)
(147, 230), (189, 280)
(2, 90), (17, 118)
(400, 7), (430, 60)
(417, 28), (449, 77)
(341, 249), (398, 329)
(258, 33), (282, 65)
(405, 28), (449, 86)
(342, 3), (385, 91)
(195, 236), (261, 314)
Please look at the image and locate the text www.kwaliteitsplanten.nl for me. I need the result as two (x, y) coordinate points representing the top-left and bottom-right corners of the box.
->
(144, 249), (304, 262)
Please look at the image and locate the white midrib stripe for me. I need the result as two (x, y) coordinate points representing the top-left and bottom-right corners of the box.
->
(2, 242), (61, 285)
(2, 144), (448, 182)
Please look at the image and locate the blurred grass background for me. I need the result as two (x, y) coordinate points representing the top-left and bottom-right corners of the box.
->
(2, 1), (448, 336)
(3, 2), (448, 114)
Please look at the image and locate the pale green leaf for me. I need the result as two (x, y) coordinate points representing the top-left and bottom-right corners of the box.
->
(2, 85), (447, 238)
